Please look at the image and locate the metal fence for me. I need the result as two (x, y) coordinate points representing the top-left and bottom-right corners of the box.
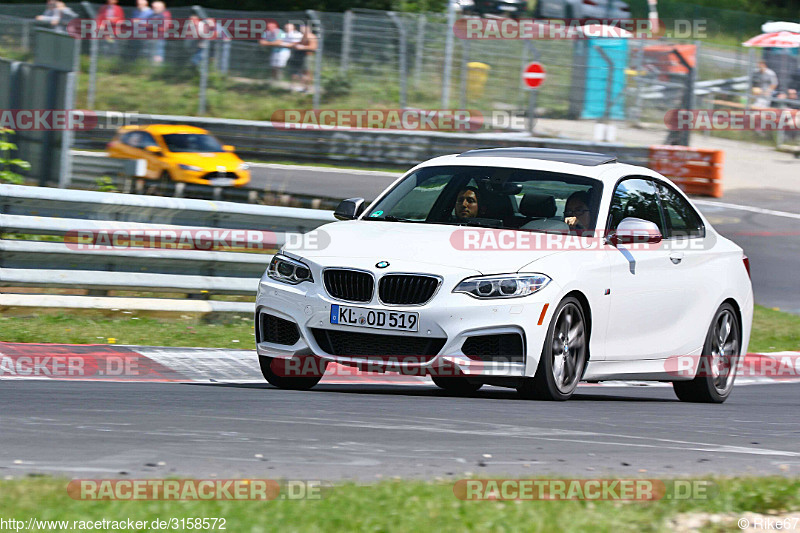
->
(1, 3), (799, 149)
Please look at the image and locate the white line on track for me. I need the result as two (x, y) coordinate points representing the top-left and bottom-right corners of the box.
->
(694, 199), (800, 220)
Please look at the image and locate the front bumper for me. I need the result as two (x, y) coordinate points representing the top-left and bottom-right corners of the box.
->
(173, 168), (250, 187)
(255, 272), (558, 379)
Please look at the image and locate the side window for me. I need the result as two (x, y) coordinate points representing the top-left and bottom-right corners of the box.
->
(607, 178), (666, 234)
(139, 132), (159, 148)
(657, 183), (705, 238)
(120, 132), (136, 146)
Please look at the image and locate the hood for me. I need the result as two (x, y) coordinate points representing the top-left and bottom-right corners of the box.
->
(292, 220), (563, 275)
(168, 151), (243, 171)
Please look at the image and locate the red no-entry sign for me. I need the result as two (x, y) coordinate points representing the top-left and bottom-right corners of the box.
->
(523, 62), (546, 89)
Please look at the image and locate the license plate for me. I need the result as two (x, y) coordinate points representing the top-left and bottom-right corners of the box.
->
(330, 304), (419, 332)
(209, 177), (234, 187)
(499, 5), (516, 10)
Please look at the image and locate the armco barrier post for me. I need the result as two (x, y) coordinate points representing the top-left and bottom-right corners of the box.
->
(307, 10), (323, 110)
(387, 12), (407, 110)
(441, 1), (456, 107)
(414, 14), (425, 85)
(341, 10), (352, 74)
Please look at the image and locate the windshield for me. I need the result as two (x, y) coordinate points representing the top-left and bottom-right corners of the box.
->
(162, 133), (224, 153)
(365, 165), (603, 234)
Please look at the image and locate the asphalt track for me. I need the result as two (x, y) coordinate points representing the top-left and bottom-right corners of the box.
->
(2, 380), (799, 480)
(1, 169), (798, 482)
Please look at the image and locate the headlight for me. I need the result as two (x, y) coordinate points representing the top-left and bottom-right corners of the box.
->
(179, 164), (203, 172)
(267, 254), (313, 285)
(454, 274), (550, 299)
(239, 163), (250, 170)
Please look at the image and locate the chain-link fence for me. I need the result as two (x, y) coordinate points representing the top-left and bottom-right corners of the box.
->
(0, 2), (798, 149)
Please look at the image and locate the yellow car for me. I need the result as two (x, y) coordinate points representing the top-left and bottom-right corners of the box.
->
(107, 124), (251, 188)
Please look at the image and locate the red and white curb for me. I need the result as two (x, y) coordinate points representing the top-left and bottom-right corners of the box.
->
(0, 342), (798, 387)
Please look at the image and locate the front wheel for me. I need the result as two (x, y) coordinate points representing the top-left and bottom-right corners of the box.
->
(259, 355), (326, 390)
(518, 297), (587, 401)
(673, 303), (740, 403)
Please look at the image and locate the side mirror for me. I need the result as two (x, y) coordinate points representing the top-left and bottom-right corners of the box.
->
(608, 217), (662, 246)
(223, 145), (235, 152)
(334, 198), (366, 220)
(145, 145), (162, 155)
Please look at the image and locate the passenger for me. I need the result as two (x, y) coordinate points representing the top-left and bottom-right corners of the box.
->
(564, 191), (591, 230)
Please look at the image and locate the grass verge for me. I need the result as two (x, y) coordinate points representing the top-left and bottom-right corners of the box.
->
(0, 305), (797, 352)
(0, 476), (798, 532)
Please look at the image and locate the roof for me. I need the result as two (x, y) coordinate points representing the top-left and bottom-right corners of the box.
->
(120, 124), (210, 135)
(457, 147), (617, 166)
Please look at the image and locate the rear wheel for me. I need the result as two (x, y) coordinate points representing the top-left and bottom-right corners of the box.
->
(431, 375), (483, 394)
(673, 303), (740, 403)
(518, 297), (587, 401)
(259, 355), (326, 390)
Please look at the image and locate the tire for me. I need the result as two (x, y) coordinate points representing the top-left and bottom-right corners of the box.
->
(431, 375), (483, 394)
(518, 296), (587, 401)
(673, 303), (740, 403)
(259, 355), (326, 390)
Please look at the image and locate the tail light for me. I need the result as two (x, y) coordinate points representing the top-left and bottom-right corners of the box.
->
(583, 0), (598, 4)
(743, 254), (751, 278)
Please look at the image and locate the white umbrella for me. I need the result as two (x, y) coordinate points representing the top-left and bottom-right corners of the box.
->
(743, 31), (800, 48)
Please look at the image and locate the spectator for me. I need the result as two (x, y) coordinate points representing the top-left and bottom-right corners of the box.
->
(259, 21), (289, 81)
(752, 60), (778, 108)
(35, 0), (58, 27)
(188, 15), (211, 69)
(292, 23), (318, 93)
(132, 0), (152, 20)
(96, 0), (124, 55)
(36, 1), (77, 33)
(52, 2), (77, 33)
(125, 0), (153, 61)
(284, 23), (305, 91)
(96, 0), (124, 35)
(776, 88), (799, 141)
(149, 1), (171, 65)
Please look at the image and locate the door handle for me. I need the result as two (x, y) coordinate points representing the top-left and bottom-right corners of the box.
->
(669, 252), (684, 264)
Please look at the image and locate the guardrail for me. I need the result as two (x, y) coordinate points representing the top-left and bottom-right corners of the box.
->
(71, 112), (655, 170)
(70, 113), (726, 199)
(0, 184), (335, 314)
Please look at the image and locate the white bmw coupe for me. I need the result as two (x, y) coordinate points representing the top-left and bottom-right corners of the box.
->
(255, 148), (753, 402)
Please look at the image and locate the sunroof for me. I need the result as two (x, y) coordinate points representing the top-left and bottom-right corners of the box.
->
(457, 148), (617, 166)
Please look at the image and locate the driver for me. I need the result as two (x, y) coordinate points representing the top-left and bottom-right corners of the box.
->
(454, 186), (480, 221)
(564, 191), (591, 230)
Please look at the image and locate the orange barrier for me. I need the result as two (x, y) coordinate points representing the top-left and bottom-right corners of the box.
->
(648, 146), (724, 198)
